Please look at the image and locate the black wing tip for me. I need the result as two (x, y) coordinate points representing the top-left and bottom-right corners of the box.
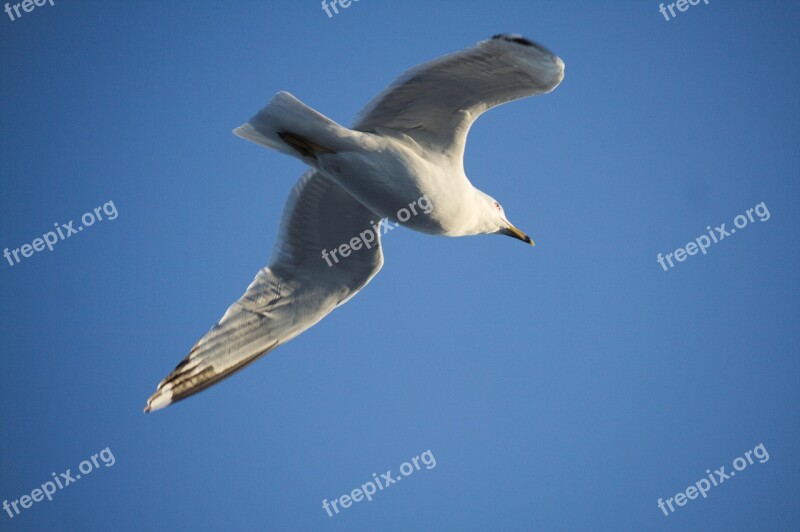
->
(490, 33), (553, 55)
(491, 33), (535, 46)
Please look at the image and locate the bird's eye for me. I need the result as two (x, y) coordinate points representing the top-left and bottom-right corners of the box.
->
(493, 202), (501, 210)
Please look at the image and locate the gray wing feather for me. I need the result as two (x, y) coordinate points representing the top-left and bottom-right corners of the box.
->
(355, 34), (564, 160)
(145, 170), (383, 411)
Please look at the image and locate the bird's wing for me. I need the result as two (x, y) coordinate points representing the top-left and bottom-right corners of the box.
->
(145, 169), (383, 412)
(354, 34), (564, 161)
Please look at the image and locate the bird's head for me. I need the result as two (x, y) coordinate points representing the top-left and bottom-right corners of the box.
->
(475, 191), (534, 246)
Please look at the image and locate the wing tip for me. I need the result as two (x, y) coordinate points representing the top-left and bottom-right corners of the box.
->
(144, 385), (174, 413)
(487, 33), (555, 56)
(491, 33), (535, 46)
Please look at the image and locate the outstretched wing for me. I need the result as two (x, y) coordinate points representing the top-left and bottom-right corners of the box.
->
(355, 34), (565, 160)
(145, 170), (383, 412)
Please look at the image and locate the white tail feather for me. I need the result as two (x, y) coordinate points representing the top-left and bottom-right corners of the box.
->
(233, 91), (354, 162)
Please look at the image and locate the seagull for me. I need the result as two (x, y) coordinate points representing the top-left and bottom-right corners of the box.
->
(144, 34), (565, 412)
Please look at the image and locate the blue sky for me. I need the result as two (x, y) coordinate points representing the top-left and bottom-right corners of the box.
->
(1, 1), (798, 530)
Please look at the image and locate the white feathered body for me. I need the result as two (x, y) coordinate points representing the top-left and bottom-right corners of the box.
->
(235, 91), (480, 236)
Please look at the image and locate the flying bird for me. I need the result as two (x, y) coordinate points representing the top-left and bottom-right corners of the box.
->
(145, 34), (565, 412)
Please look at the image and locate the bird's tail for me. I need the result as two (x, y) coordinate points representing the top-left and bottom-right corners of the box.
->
(233, 91), (354, 164)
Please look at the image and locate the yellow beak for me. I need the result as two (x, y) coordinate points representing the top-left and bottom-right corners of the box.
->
(502, 224), (535, 246)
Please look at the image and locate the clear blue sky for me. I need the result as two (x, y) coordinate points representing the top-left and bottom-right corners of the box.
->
(1, 1), (798, 530)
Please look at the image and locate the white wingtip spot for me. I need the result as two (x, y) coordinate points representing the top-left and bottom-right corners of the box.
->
(144, 385), (173, 413)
